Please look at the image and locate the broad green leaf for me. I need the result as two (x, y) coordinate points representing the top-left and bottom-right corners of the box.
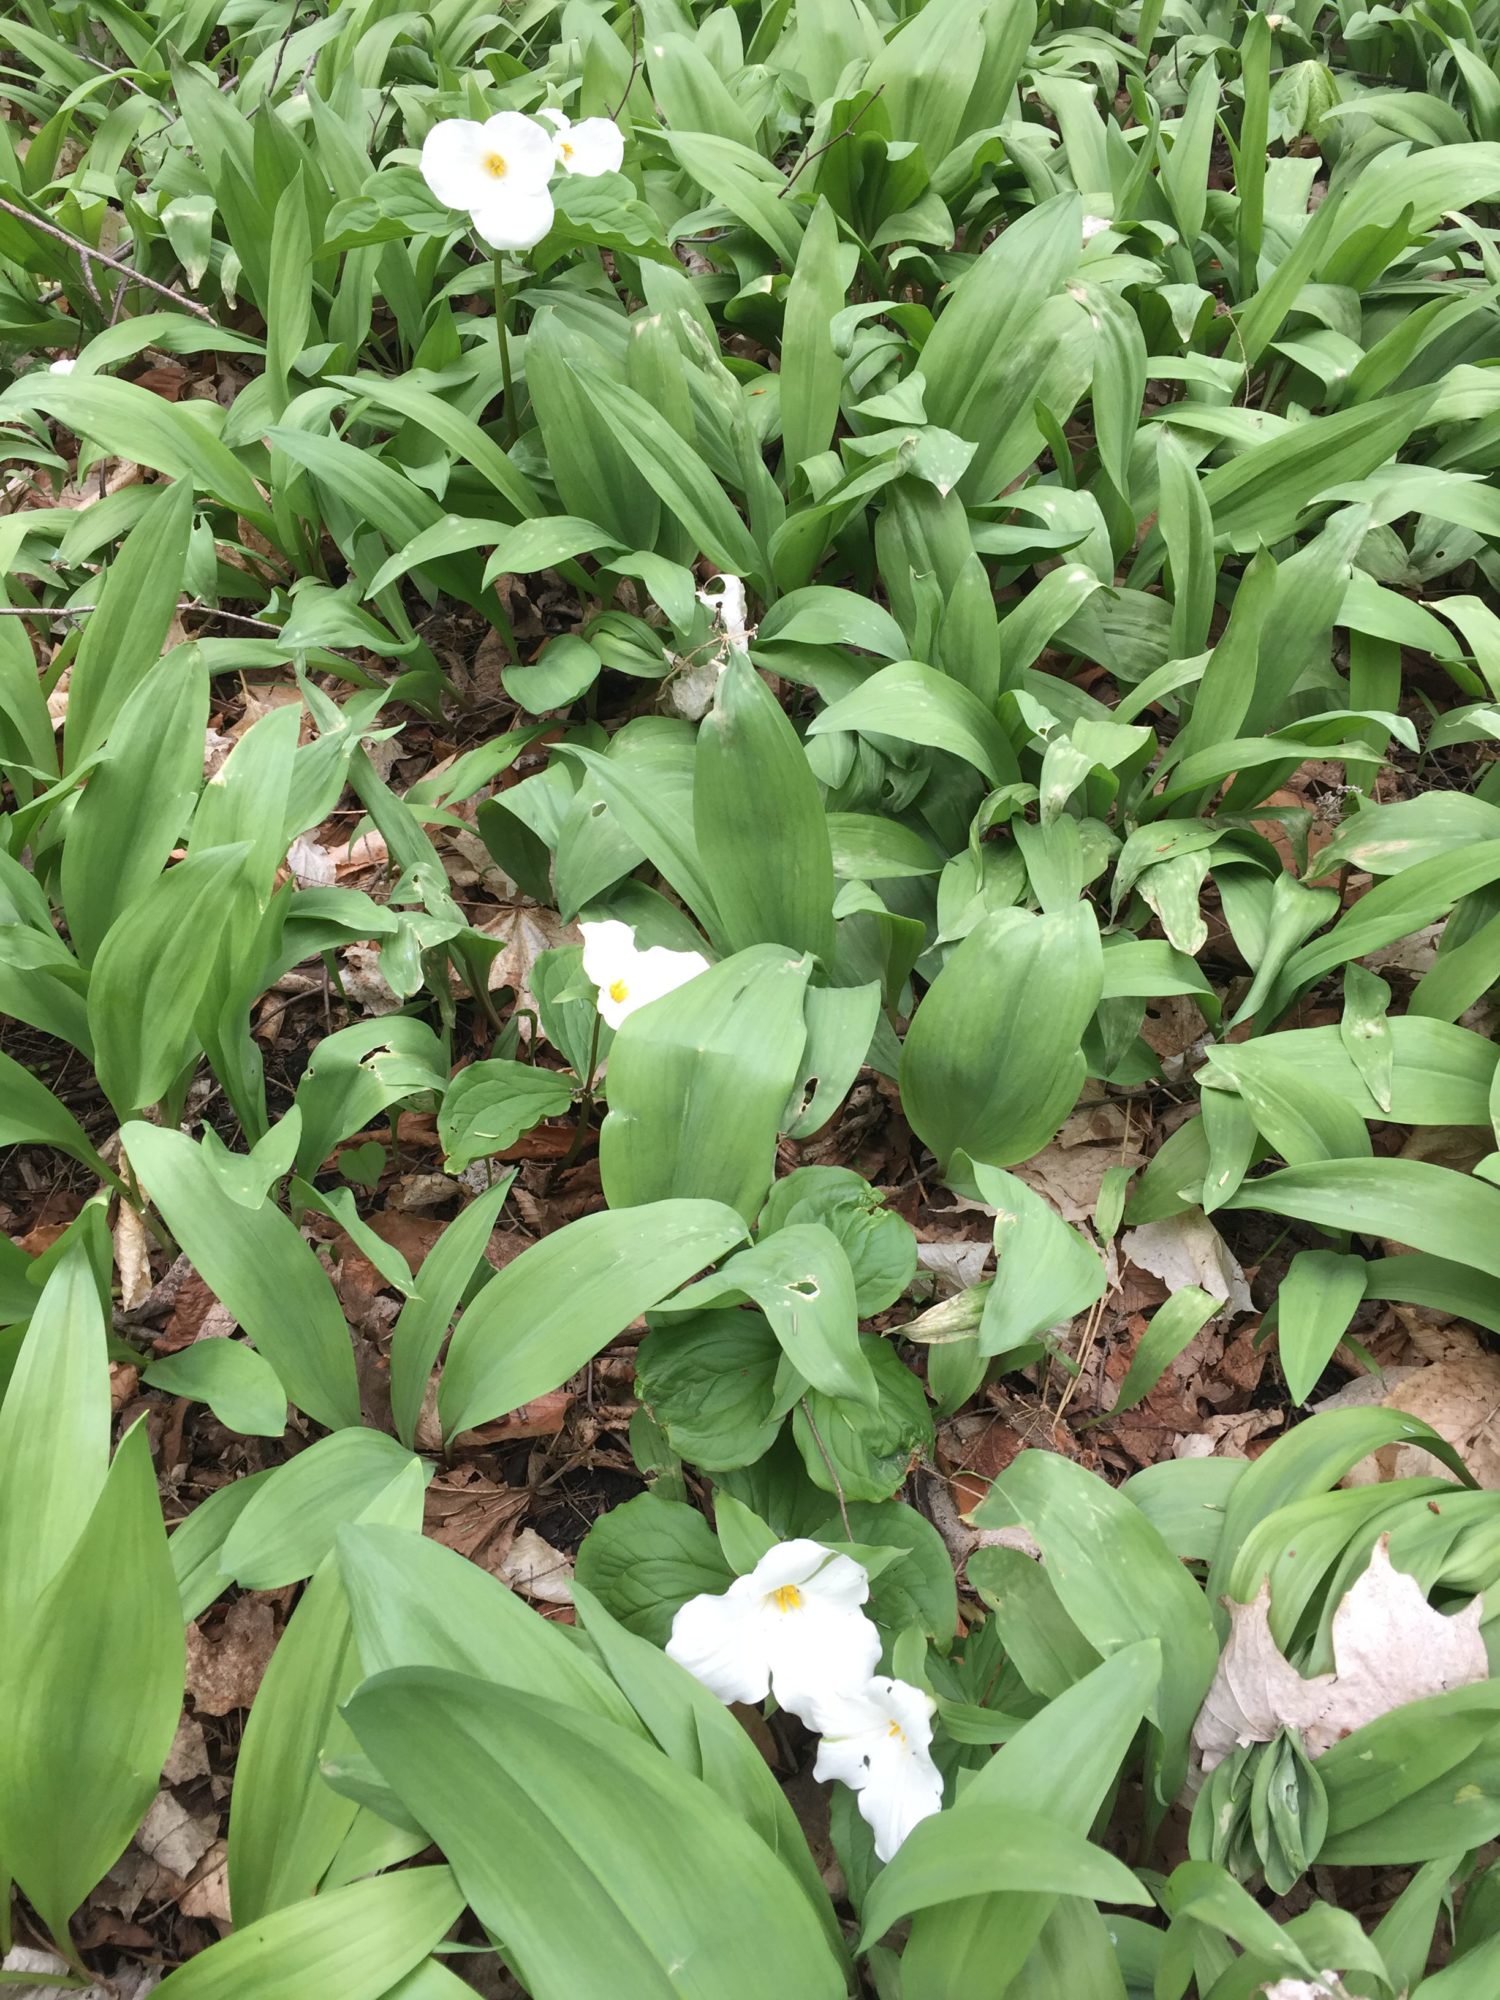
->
(599, 945), (810, 1220)
(0, 1047), (111, 1179)
(695, 651), (836, 960)
(1277, 1250), (1367, 1405)
(574, 1492), (734, 1645)
(153, 1868), (463, 1998)
(653, 1221), (878, 1407)
(221, 1430), (424, 1589)
(338, 1523), (644, 1734)
(123, 1122), (361, 1431)
(438, 1059), (573, 1171)
(1105, 1286), (1219, 1418)
(345, 1669), (847, 1999)
(145, 1339), (288, 1438)
(389, 1180), (515, 1449)
(901, 907), (1102, 1172)
(809, 660), (1020, 785)
(439, 1199), (747, 1438)
(88, 844), (251, 1115)
(974, 1165), (1107, 1356)
(901, 1644), (1161, 1997)
(62, 482), (194, 768)
(781, 198), (852, 471)
(1224, 1158), (1500, 1281)
(0, 1248), (109, 1645)
(636, 1310), (783, 1471)
(859, 1805), (1148, 1948)
(0, 1424), (182, 1947)
(976, 1452), (1217, 1807)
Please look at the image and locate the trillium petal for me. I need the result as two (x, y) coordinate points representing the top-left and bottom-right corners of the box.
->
(420, 118), (489, 210)
(537, 107), (570, 132)
(741, 1539), (838, 1596)
(812, 1676), (944, 1861)
(666, 1590), (771, 1706)
(579, 919), (636, 990)
(630, 943), (710, 1009)
(767, 1603), (883, 1726)
(478, 111), (556, 192)
(557, 116), (625, 176)
(470, 186), (555, 251)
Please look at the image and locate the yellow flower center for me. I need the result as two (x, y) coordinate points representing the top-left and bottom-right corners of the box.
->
(608, 978), (629, 1003)
(483, 152), (508, 179)
(769, 1585), (803, 1614)
(561, 140), (575, 158)
(887, 1720), (906, 1740)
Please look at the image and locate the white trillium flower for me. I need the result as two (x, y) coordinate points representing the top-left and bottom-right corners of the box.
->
(667, 1539), (882, 1724)
(48, 356), (76, 375)
(578, 918), (709, 1030)
(538, 106), (625, 177)
(812, 1675), (944, 1862)
(420, 111), (556, 251)
(1081, 213), (1112, 243)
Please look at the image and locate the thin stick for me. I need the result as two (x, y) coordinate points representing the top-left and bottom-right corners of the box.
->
(492, 252), (519, 448)
(799, 1397), (853, 1540)
(608, 6), (641, 122)
(0, 195), (215, 323)
(779, 85), (885, 198)
(0, 599), (280, 630)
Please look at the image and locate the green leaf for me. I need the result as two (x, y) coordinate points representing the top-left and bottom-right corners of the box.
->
(599, 945), (811, 1220)
(122, 1122), (361, 1431)
(974, 1165), (1108, 1357)
(152, 1868), (464, 1999)
(61, 482), (195, 768)
(695, 651), (836, 961)
(759, 1164), (916, 1314)
(900, 1644), (1161, 1996)
(88, 844), (252, 1116)
(338, 1523), (644, 1735)
(809, 660), (1019, 785)
(145, 1339), (288, 1438)
(901, 907), (1102, 1172)
(220, 1431), (424, 1589)
(0, 375), (271, 536)
(665, 130), (806, 266)
(1277, 1250), (1367, 1406)
(573, 1493), (734, 1644)
(502, 634), (603, 714)
(346, 1668), (846, 2000)
(1104, 1286), (1219, 1418)
(439, 1199), (747, 1438)
(975, 1451), (1217, 1808)
(637, 1309), (783, 1471)
(1224, 1158), (1500, 1281)
(0, 1424), (182, 1948)
(660, 1222), (878, 1407)
(859, 1804), (1149, 1949)
(437, 1059), (573, 1172)
(781, 198), (852, 471)
(388, 1181), (514, 1450)
(0, 1047), (110, 1180)
(794, 1338), (932, 1502)
(0, 1249), (109, 1636)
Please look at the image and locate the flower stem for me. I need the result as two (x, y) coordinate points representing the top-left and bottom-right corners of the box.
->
(492, 253), (518, 448)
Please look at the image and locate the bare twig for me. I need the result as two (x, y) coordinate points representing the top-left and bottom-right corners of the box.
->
(779, 85), (885, 198)
(799, 1397), (853, 1540)
(0, 196), (215, 324)
(608, 7), (641, 123)
(0, 599), (279, 630)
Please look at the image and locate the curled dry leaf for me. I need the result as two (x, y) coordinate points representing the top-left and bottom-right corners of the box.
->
(1193, 1537), (1488, 1779)
(497, 1526), (575, 1605)
(1122, 1211), (1253, 1315)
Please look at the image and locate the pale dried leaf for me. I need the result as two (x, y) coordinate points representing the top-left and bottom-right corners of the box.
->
(113, 1196), (154, 1311)
(136, 1789), (218, 1878)
(1193, 1538), (1488, 1776)
(1122, 1212), (1252, 1314)
(497, 1526), (575, 1605)
(480, 904), (578, 1023)
(286, 834), (336, 888)
(916, 1241), (991, 1292)
(1304, 1538), (1488, 1754)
